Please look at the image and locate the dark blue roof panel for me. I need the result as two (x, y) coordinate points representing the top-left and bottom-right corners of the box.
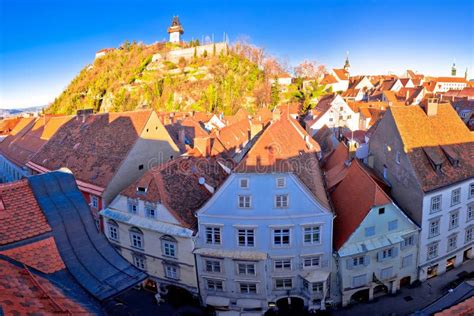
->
(28, 170), (147, 301)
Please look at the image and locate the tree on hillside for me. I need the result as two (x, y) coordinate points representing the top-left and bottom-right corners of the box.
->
(270, 78), (280, 109)
(294, 60), (326, 80)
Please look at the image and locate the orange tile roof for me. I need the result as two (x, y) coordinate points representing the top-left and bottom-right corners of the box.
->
(254, 108), (273, 124)
(435, 296), (474, 315)
(333, 68), (349, 81)
(211, 119), (251, 157)
(0, 115), (72, 167)
(327, 158), (391, 250)
(389, 104), (474, 191)
(30, 110), (154, 188)
(383, 90), (399, 103)
(436, 77), (469, 83)
(0, 117), (21, 136)
(235, 116), (330, 209)
(321, 74), (338, 85)
(0, 259), (90, 315)
(0, 179), (51, 245)
(122, 156), (230, 229)
(0, 237), (65, 274)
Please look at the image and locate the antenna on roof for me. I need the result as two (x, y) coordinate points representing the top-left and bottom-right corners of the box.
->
(198, 177), (205, 185)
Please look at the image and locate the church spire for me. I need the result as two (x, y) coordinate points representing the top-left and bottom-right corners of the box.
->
(465, 67), (469, 80)
(451, 60), (457, 76)
(168, 16), (184, 43)
(344, 51), (350, 72)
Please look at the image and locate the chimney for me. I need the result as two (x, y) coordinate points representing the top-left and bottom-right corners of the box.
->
(348, 140), (357, 159)
(76, 109), (93, 123)
(194, 136), (212, 156)
(406, 89), (410, 101)
(178, 128), (185, 144)
(272, 108), (281, 121)
(426, 98), (439, 116)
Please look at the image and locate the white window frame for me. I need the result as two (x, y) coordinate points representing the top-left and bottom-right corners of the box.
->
(130, 228), (144, 250)
(303, 255), (321, 268)
(239, 178), (249, 189)
(128, 199), (138, 214)
(303, 226), (321, 245)
(91, 195), (99, 209)
(237, 228), (255, 247)
(466, 226), (474, 243)
(451, 188), (461, 206)
(239, 282), (257, 294)
(205, 226), (221, 245)
(206, 279), (224, 292)
(238, 195), (252, 208)
(274, 278), (293, 290)
(467, 205), (474, 222)
(275, 194), (289, 208)
(164, 264), (179, 279)
(427, 242), (439, 260)
(273, 258), (292, 272)
(429, 218), (440, 238)
(133, 254), (146, 270)
(205, 259), (222, 273)
(108, 221), (119, 241)
(145, 205), (156, 218)
(276, 177), (286, 188)
(447, 234), (457, 252)
(273, 228), (291, 247)
(237, 262), (256, 276)
(352, 256), (365, 267)
(162, 240), (177, 258)
(469, 183), (474, 199)
(449, 211), (459, 230)
(430, 195), (442, 213)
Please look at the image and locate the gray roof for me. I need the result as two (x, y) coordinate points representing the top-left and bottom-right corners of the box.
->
(28, 170), (147, 301)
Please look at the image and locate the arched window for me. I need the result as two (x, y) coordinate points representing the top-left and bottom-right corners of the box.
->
(130, 227), (144, 250)
(161, 235), (177, 258)
(108, 220), (119, 241)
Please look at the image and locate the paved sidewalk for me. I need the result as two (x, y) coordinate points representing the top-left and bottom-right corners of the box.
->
(334, 259), (474, 316)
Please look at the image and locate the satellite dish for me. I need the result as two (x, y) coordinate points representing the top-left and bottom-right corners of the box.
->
(198, 177), (205, 185)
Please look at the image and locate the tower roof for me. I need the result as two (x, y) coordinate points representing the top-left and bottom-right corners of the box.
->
(168, 16), (184, 34)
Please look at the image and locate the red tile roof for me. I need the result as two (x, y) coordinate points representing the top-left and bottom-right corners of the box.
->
(0, 117), (21, 136)
(321, 74), (338, 85)
(436, 77), (469, 83)
(0, 237), (64, 274)
(327, 158), (391, 250)
(389, 104), (474, 192)
(254, 108), (273, 124)
(0, 259), (89, 314)
(166, 116), (209, 153)
(235, 115), (330, 209)
(122, 156), (230, 229)
(211, 119), (251, 157)
(333, 68), (349, 81)
(0, 179), (51, 245)
(435, 296), (474, 315)
(0, 115), (72, 167)
(30, 110), (155, 188)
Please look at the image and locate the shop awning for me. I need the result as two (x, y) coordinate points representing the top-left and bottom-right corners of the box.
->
(236, 298), (262, 309)
(301, 270), (331, 283)
(206, 295), (230, 307)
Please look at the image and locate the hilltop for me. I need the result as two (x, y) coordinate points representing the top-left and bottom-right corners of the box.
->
(45, 40), (286, 116)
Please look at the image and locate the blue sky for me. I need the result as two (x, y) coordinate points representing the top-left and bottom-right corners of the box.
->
(0, 0), (473, 108)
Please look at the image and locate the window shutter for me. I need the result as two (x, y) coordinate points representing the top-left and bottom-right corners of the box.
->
(364, 255), (370, 266)
(346, 259), (353, 270)
(392, 247), (399, 258)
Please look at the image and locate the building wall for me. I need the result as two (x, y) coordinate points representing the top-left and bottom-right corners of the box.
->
(103, 112), (180, 206)
(0, 156), (29, 183)
(337, 203), (419, 306)
(162, 42), (227, 63)
(308, 96), (360, 135)
(102, 194), (198, 293)
(195, 173), (334, 311)
(434, 82), (468, 93)
(418, 179), (474, 281)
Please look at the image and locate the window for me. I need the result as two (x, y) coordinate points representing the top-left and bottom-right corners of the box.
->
(466, 227), (474, 243)
(275, 194), (289, 208)
(130, 227), (144, 249)
(276, 177), (286, 188)
(469, 183), (474, 199)
(303, 226), (321, 244)
(402, 254), (413, 268)
(205, 260), (221, 273)
(145, 205), (156, 218)
(238, 229), (255, 247)
(138, 164), (144, 170)
(380, 266), (393, 280)
(468, 205), (474, 222)
(396, 151), (401, 164)
(378, 247), (396, 261)
(449, 211), (459, 230)
(108, 220), (119, 241)
(164, 265), (179, 279)
(274, 259), (291, 272)
(402, 235), (415, 248)
(430, 195), (442, 213)
(451, 188), (461, 205)
(352, 256), (365, 267)
(205, 227), (221, 245)
(273, 229), (290, 246)
(238, 195), (251, 208)
(312, 282), (324, 293)
(429, 218), (440, 238)
(239, 283), (257, 294)
(239, 178), (249, 189)
(303, 256), (321, 268)
(238, 263), (256, 275)
(427, 243), (439, 260)
(275, 278), (293, 290)
(388, 220), (398, 231)
(378, 207), (385, 215)
(206, 279), (223, 291)
(365, 226), (375, 237)
(128, 199), (138, 214)
(133, 254), (146, 270)
(91, 195), (99, 209)
(162, 239), (176, 257)
(352, 274), (367, 288)
(447, 234), (457, 252)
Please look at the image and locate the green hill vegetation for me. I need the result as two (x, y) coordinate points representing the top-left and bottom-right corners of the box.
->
(46, 41), (327, 115)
